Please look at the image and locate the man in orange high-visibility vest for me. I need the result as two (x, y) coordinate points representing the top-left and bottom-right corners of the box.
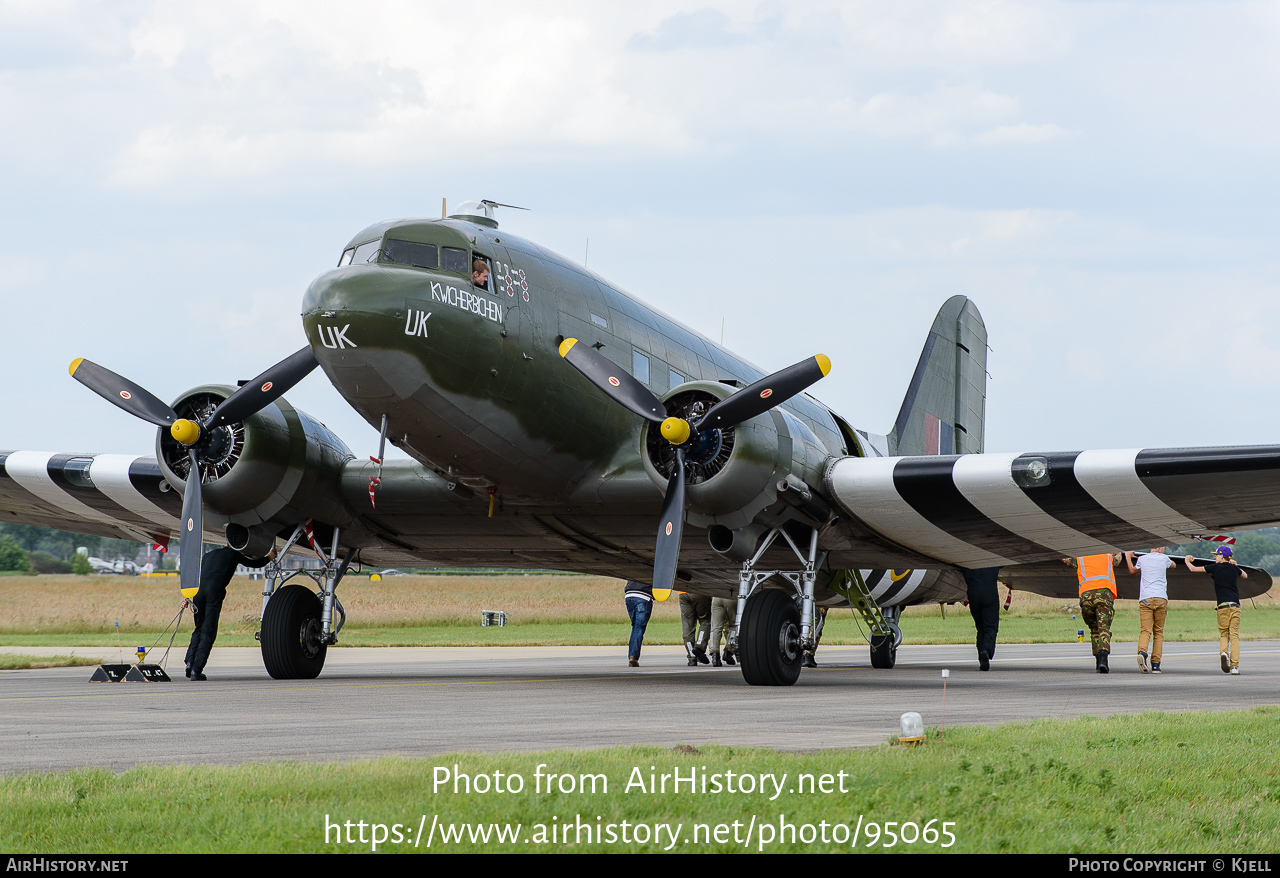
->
(1064, 553), (1120, 673)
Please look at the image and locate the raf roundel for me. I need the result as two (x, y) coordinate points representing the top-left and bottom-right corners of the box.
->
(119, 390), (131, 400)
(261, 381), (273, 393)
(608, 376), (621, 387)
(665, 522), (673, 536)
(759, 388), (773, 399)
(186, 518), (194, 532)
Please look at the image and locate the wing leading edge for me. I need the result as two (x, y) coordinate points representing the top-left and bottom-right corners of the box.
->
(826, 446), (1280, 569)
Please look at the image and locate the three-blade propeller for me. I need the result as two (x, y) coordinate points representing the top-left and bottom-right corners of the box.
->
(558, 338), (830, 592)
(69, 347), (318, 598)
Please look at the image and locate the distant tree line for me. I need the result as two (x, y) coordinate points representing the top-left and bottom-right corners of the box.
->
(1166, 528), (1280, 574)
(0, 522), (169, 575)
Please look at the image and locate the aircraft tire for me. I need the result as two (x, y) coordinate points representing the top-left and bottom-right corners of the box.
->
(739, 589), (802, 686)
(869, 634), (896, 669)
(261, 584), (327, 680)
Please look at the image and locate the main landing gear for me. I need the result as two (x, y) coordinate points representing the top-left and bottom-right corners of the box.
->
(726, 526), (823, 687)
(257, 522), (351, 680)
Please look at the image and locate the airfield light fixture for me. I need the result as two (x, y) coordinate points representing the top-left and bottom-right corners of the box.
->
(899, 711), (925, 744)
(557, 338), (831, 591)
(69, 346), (320, 601)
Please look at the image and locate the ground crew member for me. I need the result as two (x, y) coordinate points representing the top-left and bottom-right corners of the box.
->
(624, 579), (653, 667)
(962, 566), (1002, 671)
(802, 606), (829, 668)
(1185, 546), (1247, 675)
(1064, 553), (1119, 673)
(1124, 548), (1174, 673)
(679, 592), (712, 666)
(708, 596), (736, 666)
(184, 545), (275, 681)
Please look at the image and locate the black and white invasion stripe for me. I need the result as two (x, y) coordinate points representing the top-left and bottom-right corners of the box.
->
(826, 445), (1280, 568)
(0, 450), (188, 543)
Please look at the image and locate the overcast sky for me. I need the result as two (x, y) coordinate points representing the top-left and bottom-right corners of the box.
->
(3, 1), (1279, 460)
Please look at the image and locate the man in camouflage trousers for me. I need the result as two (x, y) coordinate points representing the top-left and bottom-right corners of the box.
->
(1065, 553), (1120, 673)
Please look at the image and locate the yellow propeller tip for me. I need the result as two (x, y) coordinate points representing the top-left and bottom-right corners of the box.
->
(69, 358), (84, 376)
(180, 587), (198, 599)
(558, 338), (578, 358)
(815, 354), (831, 376)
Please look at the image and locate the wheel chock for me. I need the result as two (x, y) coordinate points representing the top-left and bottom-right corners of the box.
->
(123, 664), (172, 682)
(89, 664), (131, 682)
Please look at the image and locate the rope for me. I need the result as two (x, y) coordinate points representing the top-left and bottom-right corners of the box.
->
(141, 605), (186, 668)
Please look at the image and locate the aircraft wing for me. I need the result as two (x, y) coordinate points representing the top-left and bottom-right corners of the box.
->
(826, 446), (1280, 569)
(998, 556), (1272, 601)
(0, 451), (186, 544)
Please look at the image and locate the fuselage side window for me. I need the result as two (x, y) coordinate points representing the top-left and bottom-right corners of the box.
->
(338, 248), (355, 267)
(471, 255), (493, 292)
(383, 239), (439, 269)
(633, 351), (651, 385)
(351, 239), (381, 265)
(442, 246), (469, 275)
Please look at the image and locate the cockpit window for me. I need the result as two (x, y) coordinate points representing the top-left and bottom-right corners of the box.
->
(383, 239), (439, 269)
(338, 248), (355, 267)
(442, 246), (469, 274)
(472, 255), (492, 291)
(351, 239), (382, 265)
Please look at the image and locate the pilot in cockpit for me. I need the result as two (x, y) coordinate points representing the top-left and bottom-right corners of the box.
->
(472, 258), (490, 290)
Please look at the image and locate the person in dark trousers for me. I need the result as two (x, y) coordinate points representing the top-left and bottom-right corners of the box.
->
(624, 579), (654, 667)
(184, 545), (275, 680)
(962, 567), (1002, 671)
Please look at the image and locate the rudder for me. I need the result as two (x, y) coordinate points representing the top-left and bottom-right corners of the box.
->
(887, 295), (987, 456)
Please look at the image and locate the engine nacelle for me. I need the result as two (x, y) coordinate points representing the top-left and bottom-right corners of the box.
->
(156, 384), (356, 536)
(641, 381), (832, 530)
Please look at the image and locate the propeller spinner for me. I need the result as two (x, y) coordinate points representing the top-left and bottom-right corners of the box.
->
(558, 340), (830, 592)
(69, 347), (318, 598)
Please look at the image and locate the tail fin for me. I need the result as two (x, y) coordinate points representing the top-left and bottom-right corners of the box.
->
(887, 295), (987, 456)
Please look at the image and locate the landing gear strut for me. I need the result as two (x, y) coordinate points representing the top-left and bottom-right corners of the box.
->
(727, 526), (823, 687)
(257, 522), (350, 680)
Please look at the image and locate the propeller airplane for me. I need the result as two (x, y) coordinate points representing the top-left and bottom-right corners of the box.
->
(2, 199), (1274, 684)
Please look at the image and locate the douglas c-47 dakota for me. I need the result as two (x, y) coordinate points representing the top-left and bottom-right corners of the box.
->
(2, 200), (1273, 684)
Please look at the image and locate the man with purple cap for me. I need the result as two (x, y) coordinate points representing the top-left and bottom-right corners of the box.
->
(1185, 545), (1248, 675)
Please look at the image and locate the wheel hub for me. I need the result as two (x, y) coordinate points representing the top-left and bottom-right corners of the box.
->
(778, 619), (801, 662)
(299, 616), (324, 659)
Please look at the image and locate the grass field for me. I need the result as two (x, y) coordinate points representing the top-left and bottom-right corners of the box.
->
(0, 653), (101, 670)
(3, 708), (1278, 853)
(3, 573), (1278, 649)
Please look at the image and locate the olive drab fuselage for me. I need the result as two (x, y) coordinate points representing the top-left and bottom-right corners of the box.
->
(296, 213), (967, 604)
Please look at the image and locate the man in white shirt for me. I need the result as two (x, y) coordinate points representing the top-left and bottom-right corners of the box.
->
(1124, 547), (1174, 673)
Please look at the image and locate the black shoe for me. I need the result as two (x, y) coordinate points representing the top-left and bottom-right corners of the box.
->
(695, 649), (710, 665)
(710, 652), (721, 667)
(192, 672), (208, 681)
(723, 651), (735, 666)
(185, 665), (192, 679)
(802, 654), (817, 669)
(1151, 662), (1161, 674)
(978, 649), (990, 672)
(1096, 651), (1109, 674)
(687, 657), (698, 667)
